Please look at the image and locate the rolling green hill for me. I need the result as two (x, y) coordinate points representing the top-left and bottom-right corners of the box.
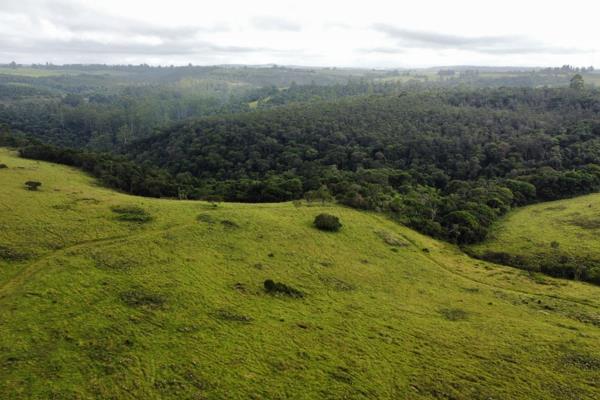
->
(1, 147), (599, 399)
(468, 193), (600, 283)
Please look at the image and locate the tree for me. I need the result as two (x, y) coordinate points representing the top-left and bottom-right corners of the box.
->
(570, 74), (584, 90)
(305, 185), (332, 203)
(25, 181), (42, 191)
(314, 213), (342, 232)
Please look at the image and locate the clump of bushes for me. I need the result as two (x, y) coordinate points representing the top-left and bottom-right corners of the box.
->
(314, 213), (342, 232)
(264, 279), (304, 298)
(0, 163), (7, 169)
(24, 180), (41, 191)
(110, 205), (152, 223)
(0, 245), (31, 261)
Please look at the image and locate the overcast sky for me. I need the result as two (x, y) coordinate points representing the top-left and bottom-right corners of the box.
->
(1, 0), (599, 68)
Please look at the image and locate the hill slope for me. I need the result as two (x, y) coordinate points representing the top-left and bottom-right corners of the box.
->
(468, 193), (600, 283)
(0, 148), (599, 399)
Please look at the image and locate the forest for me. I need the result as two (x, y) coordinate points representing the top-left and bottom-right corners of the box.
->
(1, 64), (593, 149)
(5, 64), (600, 249)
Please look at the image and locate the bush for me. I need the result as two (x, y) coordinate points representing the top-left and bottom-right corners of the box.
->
(480, 251), (515, 265)
(111, 205), (152, 223)
(24, 181), (41, 191)
(314, 213), (342, 232)
(0, 245), (31, 261)
(443, 210), (486, 244)
(264, 279), (304, 298)
(0, 163), (7, 169)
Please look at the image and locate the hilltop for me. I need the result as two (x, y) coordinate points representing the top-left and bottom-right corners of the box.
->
(1, 148), (599, 399)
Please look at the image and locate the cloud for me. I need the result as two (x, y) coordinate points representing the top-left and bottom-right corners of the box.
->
(251, 16), (301, 31)
(372, 24), (588, 55)
(0, 36), (270, 56)
(361, 47), (405, 54)
(0, 0), (597, 67)
(0, 0), (248, 62)
(0, 0), (229, 40)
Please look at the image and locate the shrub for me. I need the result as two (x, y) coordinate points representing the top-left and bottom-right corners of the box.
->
(443, 210), (485, 244)
(0, 245), (30, 261)
(263, 279), (304, 298)
(480, 251), (514, 265)
(24, 181), (41, 191)
(110, 205), (152, 223)
(0, 163), (7, 169)
(314, 213), (342, 232)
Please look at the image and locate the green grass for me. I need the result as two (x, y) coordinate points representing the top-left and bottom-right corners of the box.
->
(0, 148), (599, 399)
(469, 193), (600, 283)
(0, 67), (65, 77)
(0, 67), (130, 78)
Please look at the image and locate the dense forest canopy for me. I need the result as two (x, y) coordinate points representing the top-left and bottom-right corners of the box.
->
(1, 64), (598, 149)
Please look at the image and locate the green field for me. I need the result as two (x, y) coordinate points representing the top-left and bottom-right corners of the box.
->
(1, 148), (599, 399)
(0, 67), (66, 77)
(468, 193), (600, 283)
(0, 67), (128, 78)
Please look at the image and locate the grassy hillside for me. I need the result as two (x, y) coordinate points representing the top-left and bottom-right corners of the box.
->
(468, 193), (600, 283)
(0, 147), (599, 399)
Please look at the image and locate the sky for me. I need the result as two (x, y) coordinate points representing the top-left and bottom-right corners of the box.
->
(1, 0), (599, 68)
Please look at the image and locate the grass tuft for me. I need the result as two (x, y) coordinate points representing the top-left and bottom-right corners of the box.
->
(120, 289), (165, 309)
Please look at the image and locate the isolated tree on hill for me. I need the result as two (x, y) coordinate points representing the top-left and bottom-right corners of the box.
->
(314, 213), (342, 232)
(570, 74), (584, 90)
